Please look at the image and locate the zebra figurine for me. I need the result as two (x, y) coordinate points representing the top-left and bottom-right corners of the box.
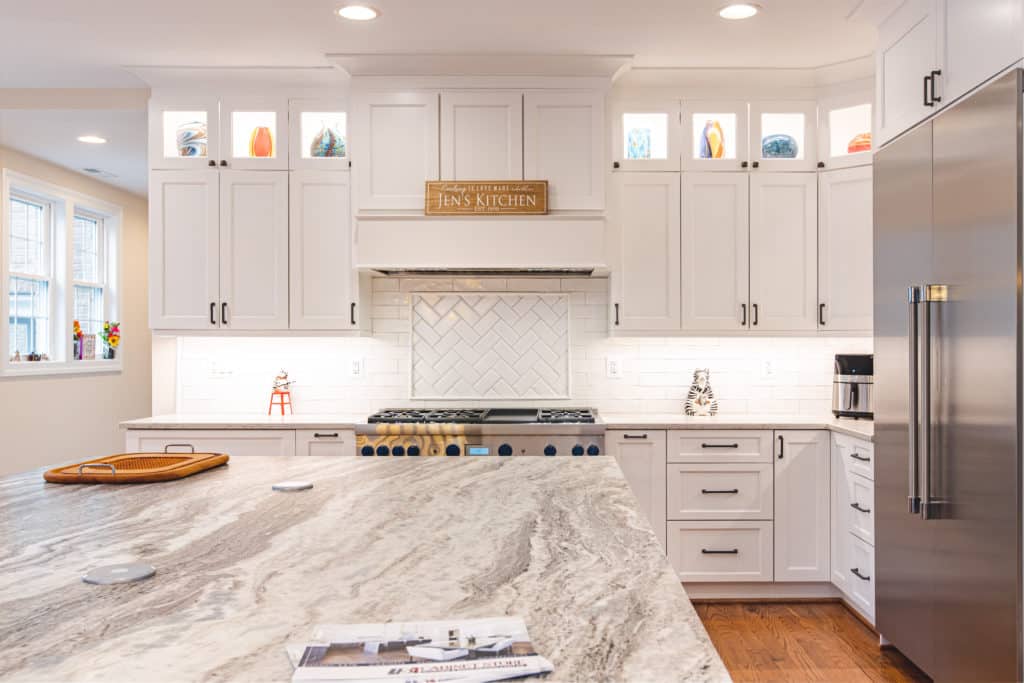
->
(684, 368), (719, 416)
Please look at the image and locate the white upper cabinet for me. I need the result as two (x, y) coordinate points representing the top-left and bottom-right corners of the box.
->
(875, 0), (941, 144)
(681, 100), (749, 171)
(774, 430), (830, 582)
(149, 97), (221, 170)
(611, 173), (681, 331)
(818, 95), (873, 170)
(218, 171), (289, 329)
(940, 0), (1023, 105)
(149, 170), (220, 329)
(681, 172), (750, 332)
(818, 166), (873, 333)
(289, 99), (349, 171)
(749, 173), (818, 331)
(612, 100), (682, 172)
(353, 92), (439, 211)
(440, 91), (523, 180)
(289, 170), (359, 330)
(750, 101), (818, 172)
(524, 91), (604, 210)
(219, 96), (289, 170)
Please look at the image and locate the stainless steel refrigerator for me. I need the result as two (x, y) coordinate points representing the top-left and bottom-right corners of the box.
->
(874, 68), (1022, 682)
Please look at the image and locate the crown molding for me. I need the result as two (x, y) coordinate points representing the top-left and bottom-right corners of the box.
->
(328, 53), (633, 80)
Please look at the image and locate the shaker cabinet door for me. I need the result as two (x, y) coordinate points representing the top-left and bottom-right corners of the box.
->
(440, 91), (523, 180)
(875, 0), (940, 145)
(818, 166), (873, 332)
(523, 91), (604, 210)
(607, 430), (668, 551)
(774, 430), (830, 582)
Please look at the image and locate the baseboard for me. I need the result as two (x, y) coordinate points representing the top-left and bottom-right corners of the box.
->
(684, 581), (841, 600)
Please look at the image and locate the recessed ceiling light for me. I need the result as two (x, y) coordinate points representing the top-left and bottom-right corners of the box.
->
(719, 3), (760, 19)
(337, 4), (379, 21)
(77, 135), (107, 144)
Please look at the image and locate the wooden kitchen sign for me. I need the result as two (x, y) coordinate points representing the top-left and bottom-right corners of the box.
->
(425, 180), (548, 215)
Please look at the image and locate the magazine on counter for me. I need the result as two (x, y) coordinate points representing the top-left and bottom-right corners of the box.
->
(289, 616), (553, 682)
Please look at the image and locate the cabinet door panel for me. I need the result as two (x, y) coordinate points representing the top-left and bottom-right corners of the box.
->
(875, 0), (939, 145)
(681, 172), (749, 332)
(149, 170), (220, 329)
(219, 96), (289, 171)
(354, 92), (439, 211)
(219, 171), (289, 329)
(124, 430), (295, 457)
(295, 429), (355, 456)
(607, 430), (667, 550)
(830, 439), (851, 592)
(941, 0), (1022, 106)
(666, 463), (773, 521)
(289, 170), (357, 329)
(818, 166), (873, 332)
(612, 173), (680, 331)
(441, 91), (523, 180)
(749, 173), (817, 331)
(667, 520), (773, 582)
(774, 430), (830, 582)
(524, 91), (604, 209)
(148, 98), (220, 171)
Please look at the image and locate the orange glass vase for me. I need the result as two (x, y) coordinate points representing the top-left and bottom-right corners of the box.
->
(248, 126), (274, 158)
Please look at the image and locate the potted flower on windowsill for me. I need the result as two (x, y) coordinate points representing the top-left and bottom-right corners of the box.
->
(72, 320), (84, 360)
(99, 321), (120, 360)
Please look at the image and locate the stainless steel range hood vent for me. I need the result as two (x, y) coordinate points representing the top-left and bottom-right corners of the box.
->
(370, 268), (597, 277)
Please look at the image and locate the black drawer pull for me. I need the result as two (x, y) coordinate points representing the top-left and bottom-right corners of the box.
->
(850, 502), (872, 514)
(622, 433), (648, 440)
(850, 453), (871, 462)
(701, 488), (739, 494)
(314, 432), (339, 439)
(702, 549), (739, 555)
(851, 567), (871, 581)
(701, 443), (739, 449)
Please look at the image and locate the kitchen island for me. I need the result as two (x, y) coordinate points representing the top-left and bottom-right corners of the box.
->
(0, 456), (729, 682)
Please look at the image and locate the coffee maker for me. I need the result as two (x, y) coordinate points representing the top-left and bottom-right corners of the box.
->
(832, 354), (873, 419)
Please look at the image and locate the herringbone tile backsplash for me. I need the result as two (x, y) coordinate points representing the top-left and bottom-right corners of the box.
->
(169, 277), (872, 415)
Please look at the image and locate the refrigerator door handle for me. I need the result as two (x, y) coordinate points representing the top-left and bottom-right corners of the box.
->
(920, 284), (947, 520)
(908, 286), (922, 514)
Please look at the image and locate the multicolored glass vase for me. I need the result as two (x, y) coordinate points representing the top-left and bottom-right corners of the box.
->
(310, 123), (346, 158)
(847, 132), (872, 154)
(762, 133), (798, 159)
(248, 126), (274, 158)
(175, 121), (208, 157)
(700, 120), (725, 159)
(626, 127), (652, 160)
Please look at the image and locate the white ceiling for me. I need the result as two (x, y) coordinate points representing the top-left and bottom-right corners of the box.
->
(0, 110), (148, 196)
(0, 0), (879, 88)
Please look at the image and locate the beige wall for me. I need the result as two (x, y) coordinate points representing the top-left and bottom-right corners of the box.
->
(0, 146), (150, 476)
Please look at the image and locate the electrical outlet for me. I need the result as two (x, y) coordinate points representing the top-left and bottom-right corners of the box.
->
(762, 360), (775, 378)
(606, 356), (624, 379)
(350, 357), (365, 378)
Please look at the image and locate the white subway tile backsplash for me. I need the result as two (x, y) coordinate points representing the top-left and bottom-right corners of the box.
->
(173, 276), (872, 416)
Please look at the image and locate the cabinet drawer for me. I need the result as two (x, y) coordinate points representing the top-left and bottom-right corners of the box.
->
(845, 533), (876, 621)
(295, 429), (355, 456)
(124, 430), (296, 457)
(667, 521), (773, 582)
(667, 430), (773, 464)
(833, 433), (874, 480)
(666, 464), (773, 520)
(848, 473), (874, 545)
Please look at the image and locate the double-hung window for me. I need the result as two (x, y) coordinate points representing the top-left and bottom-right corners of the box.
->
(7, 195), (52, 360)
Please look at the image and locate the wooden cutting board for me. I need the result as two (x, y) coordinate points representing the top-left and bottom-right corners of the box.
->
(44, 452), (229, 484)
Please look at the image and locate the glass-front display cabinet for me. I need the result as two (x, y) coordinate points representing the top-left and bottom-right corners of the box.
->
(289, 99), (349, 170)
(750, 101), (818, 171)
(682, 100), (749, 171)
(148, 97), (220, 170)
(819, 97), (872, 170)
(220, 97), (289, 170)
(611, 101), (681, 171)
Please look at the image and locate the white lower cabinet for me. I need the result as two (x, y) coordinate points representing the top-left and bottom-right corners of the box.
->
(845, 533), (876, 621)
(666, 463), (773, 521)
(295, 429), (356, 456)
(124, 429), (296, 457)
(830, 432), (876, 623)
(607, 430), (667, 550)
(667, 520), (774, 582)
(774, 430), (830, 581)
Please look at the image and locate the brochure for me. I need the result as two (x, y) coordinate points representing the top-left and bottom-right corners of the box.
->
(289, 616), (553, 682)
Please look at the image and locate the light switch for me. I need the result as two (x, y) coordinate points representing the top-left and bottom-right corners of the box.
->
(606, 356), (624, 379)
(350, 357), (365, 378)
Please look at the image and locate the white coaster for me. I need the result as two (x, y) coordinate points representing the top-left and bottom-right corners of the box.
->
(82, 562), (156, 585)
(272, 481), (313, 492)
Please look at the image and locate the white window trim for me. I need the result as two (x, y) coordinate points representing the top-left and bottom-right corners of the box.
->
(1, 169), (123, 378)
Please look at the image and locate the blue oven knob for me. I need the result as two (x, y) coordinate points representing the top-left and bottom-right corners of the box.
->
(544, 445), (557, 456)
(376, 445), (390, 456)
(498, 444), (513, 456)
(587, 444), (601, 456)
(571, 445), (584, 456)
(407, 445), (421, 456)
(361, 445), (375, 457)
(446, 444), (461, 457)
(391, 445), (405, 456)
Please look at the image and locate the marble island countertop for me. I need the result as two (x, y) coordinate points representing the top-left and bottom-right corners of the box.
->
(0, 457), (729, 682)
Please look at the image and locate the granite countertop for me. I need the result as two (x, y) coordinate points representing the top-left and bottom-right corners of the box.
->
(0, 457), (729, 682)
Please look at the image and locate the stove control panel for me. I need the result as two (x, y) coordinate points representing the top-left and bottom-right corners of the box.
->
(355, 434), (604, 457)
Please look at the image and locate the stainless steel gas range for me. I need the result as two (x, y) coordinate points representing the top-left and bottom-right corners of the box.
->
(355, 408), (605, 457)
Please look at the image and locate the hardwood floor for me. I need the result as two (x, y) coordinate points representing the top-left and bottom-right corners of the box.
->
(695, 602), (931, 683)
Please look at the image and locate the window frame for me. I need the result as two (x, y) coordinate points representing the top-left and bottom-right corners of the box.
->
(1, 169), (123, 377)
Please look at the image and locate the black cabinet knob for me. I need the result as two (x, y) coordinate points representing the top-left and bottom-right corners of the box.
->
(544, 445), (557, 456)
(498, 444), (513, 456)
(219, 160), (227, 167)
(208, 160), (216, 167)
(587, 445), (601, 456)
(741, 161), (749, 168)
(445, 444), (461, 457)
(360, 445), (374, 457)
(612, 161), (620, 169)
(407, 445), (421, 456)
(817, 161), (825, 168)
(752, 161), (760, 168)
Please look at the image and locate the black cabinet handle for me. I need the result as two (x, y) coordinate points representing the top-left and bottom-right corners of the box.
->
(930, 69), (942, 103)
(817, 161), (825, 168)
(612, 161), (620, 169)
(778, 434), (785, 459)
(741, 161), (749, 169)
(819, 302), (826, 326)
(924, 74), (934, 107)
(622, 433), (648, 440)
(701, 488), (740, 495)
(208, 160), (216, 167)
(210, 302), (216, 325)
(741, 303), (747, 326)
(701, 443), (739, 449)
(752, 303), (759, 326)
(850, 453), (871, 462)
(314, 432), (339, 439)
(851, 567), (871, 581)
(614, 303), (620, 326)
(751, 161), (759, 169)
(219, 160), (228, 167)
(221, 302), (228, 325)
(702, 549), (739, 555)
(851, 502), (872, 514)
(350, 302), (357, 326)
